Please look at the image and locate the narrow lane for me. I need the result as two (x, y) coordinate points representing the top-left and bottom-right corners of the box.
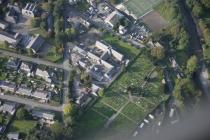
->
(0, 49), (70, 70)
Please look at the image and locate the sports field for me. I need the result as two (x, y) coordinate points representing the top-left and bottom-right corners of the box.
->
(123, 0), (163, 18)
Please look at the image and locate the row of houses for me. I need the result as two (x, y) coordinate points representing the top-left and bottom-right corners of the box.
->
(6, 59), (53, 83)
(71, 40), (124, 82)
(0, 30), (45, 53)
(0, 81), (51, 102)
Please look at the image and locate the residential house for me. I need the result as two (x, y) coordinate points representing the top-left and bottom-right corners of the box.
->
(32, 90), (51, 102)
(5, 8), (19, 24)
(7, 3), (21, 14)
(0, 102), (16, 115)
(95, 41), (124, 62)
(0, 20), (9, 30)
(0, 31), (22, 47)
(26, 34), (45, 53)
(7, 132), (20, 140)
(76, 93), (92, 108)
(16, 86), (51, 102)
(22, 3), (39, 17)
(69, 0), (82, 5)
(105, 10), (123, 28)
(6, 58), (21, 70)
(16, 86), (32, 97)
(35, 68), (51, 83)
(19, 62), (32, 75)
(32, 110), (55, 124)
(0, 82), (16, 93)
(87, 0), (96, 7)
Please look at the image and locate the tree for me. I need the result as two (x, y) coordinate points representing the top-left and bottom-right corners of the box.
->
(50, 122), (63, 138)
(80, 72), (92, 87)
(192, 2), (204, 17)
(65, 28), (77, 41)
(200, 0), (210, 8)
(40, 21), (46, 29)
(151, 46), (165, 60)
(98, 89), (104, 97)
(63, 103), (73, 116)
(186, 55), (198, 74)
(3, 41), (9, 49)
(16, 108), (31, 120)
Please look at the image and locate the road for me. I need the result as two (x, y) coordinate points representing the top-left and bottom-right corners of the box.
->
(0, 49), (70, 71)
(178, 0), (210, 102)
(0, 94), (62, 112)
(62, 43), (72, 105)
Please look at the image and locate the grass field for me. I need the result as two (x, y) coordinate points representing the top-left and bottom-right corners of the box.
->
(103, 32), (140, 59)
(123, 0), (163, 18)
(74, 51), (167, 140)
(10, 120), (37, 134)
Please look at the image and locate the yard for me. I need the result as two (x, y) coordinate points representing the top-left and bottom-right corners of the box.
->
(44, 46), (63, 63)
(10, 120), (37, 134)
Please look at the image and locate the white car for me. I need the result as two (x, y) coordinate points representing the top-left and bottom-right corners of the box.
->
(149, 114), (155, 120)
(144, 119), (149, 124)
(139, 123), (145, 128)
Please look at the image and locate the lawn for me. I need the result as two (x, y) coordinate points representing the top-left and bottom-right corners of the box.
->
(102, 115), (136, 140)
(10, 120), (37, 133)
(102, 32), (140, 59)
(30, 28), (48, 38)
(92, 101), (117, 118)
(44, 46), (63, 63)
(74, 110), (107, 140)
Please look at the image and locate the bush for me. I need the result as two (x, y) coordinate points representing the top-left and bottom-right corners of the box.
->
(16, 108), (31, 120)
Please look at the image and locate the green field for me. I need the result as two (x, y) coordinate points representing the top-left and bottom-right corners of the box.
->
(123, 0), (163, 18)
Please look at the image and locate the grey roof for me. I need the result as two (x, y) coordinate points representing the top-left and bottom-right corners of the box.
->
(32, 110), (54, 120)
(26, 34), (45, 53)
(0, 31), (21, 46)
(0, 102), (16, 115)
(7, 132), (19, 140)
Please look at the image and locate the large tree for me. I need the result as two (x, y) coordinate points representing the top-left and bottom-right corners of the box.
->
(16, 108), (31, 120)
(151, 46), (165, 60)
(186, 55), (198, 74)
